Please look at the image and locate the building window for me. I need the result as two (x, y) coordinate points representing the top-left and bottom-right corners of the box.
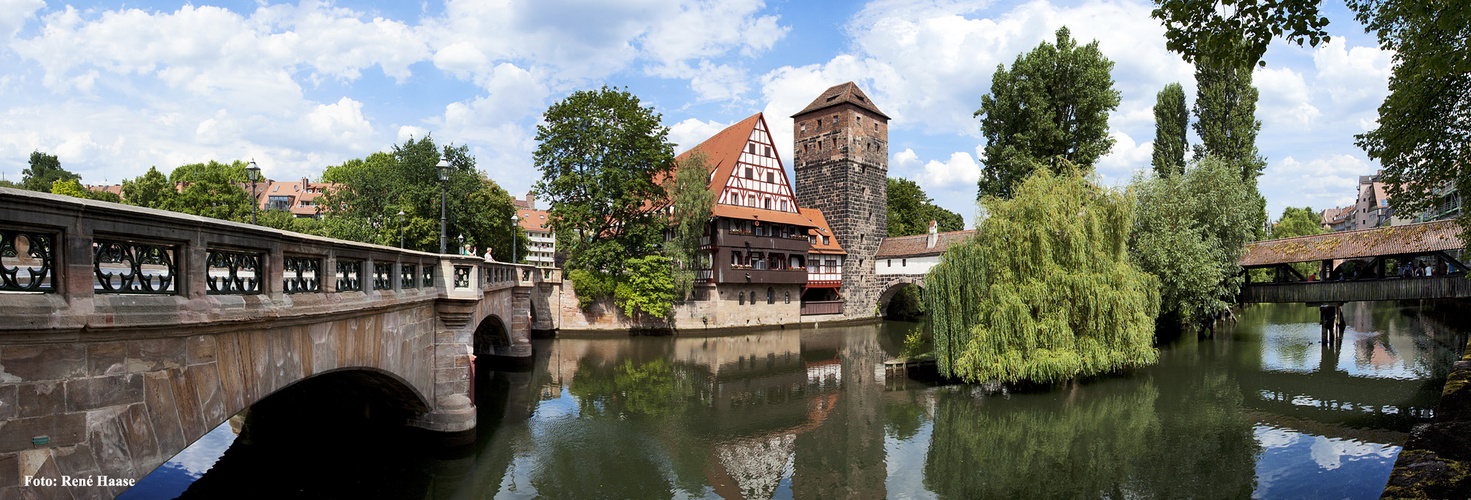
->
(764, 146), (771, 156)
(748, 144), (756, 154)
(745, 167), (753, 179)
(801, 123), (806, 132)
(785, 292), (790, 304)
(780, 200), (788, 211)
(767, 287), (775, 304)
(902, 259), (907, 266)
(887, 259), (891, 268)
(764, 198), (772, 210)
(739, 292), (745, 305)
(766, 172), (773, 183)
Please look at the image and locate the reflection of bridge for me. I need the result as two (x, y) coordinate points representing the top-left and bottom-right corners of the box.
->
(1238, 220), (1469, 304)
(0, 188), (541, 496)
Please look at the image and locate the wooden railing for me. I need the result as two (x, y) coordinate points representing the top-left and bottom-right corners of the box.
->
(1239, 275), (1471, 303)
(801, 300), (843, 315)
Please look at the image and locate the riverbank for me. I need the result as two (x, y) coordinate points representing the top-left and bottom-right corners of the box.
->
(1381, 300), (1471, 499)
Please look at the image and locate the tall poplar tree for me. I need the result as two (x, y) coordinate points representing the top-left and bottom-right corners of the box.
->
(1151, 83), (1189, 178)
(1192, 61), (1266, 180)
(976, 27), (1121, 199)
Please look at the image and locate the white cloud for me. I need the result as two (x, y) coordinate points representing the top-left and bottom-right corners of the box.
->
(1261, 154), (1368, 215)
(0, 0), (45, 39)
(1255, 66), (1321, 129)
(1312, 39), (1392, 108)
(669, 118), (731, 153)
(918, 150), (980, 188)
(1095, 130), (1151, 184)
(304, 97), (374, 149)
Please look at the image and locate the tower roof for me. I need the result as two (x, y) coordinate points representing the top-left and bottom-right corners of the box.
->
(791, 82), (890, 120)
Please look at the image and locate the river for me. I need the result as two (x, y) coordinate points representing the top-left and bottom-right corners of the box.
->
(118, 301), (1469, 499)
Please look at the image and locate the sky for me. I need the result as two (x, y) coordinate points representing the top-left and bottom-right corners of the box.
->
(0, 0), (1395, 229)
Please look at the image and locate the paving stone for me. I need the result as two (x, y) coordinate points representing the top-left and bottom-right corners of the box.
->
(84, 343), (125, 378)
(0, 345), (85, 382)
(62, 375), (141, 413)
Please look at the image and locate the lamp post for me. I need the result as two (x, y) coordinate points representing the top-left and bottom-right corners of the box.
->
(245, 160), (261, 224)
(510, 214), (518, 264)
(457, 234), (465, 255)
(437, 159), (451, 254)
(397, 209), (406, 249)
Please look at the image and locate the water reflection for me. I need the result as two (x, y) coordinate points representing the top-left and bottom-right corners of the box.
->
(119, 302), (1468, 499)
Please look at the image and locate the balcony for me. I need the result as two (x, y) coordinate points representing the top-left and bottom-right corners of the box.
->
(801, 300), (843, 315)
(713, 265), (807, 285)
(714, 231), (811, 252)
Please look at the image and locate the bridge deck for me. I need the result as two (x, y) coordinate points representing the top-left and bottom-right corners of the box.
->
(1240, 275), (1471, 303)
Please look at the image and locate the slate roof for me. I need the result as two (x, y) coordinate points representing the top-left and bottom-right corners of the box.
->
(1239, 219), (1464, 267)
(874, 229), (976, 258)
(791, 82), (890, 120)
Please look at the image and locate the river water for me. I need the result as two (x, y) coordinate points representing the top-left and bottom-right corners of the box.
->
(119, 301), (1469, 499)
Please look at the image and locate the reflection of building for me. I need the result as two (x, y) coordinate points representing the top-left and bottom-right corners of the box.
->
(512, 192), (556, 267)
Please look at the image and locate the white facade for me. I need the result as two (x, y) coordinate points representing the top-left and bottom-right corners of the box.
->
(876, 255), (940, 275)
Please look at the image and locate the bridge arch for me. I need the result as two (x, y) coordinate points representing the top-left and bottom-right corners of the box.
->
(474, 314), (513, 359)
(876, 276), (925, 319)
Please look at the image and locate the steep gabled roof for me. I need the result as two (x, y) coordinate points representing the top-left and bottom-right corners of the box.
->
(675, 113), (762, 202)
(800, 207), (846, 255)
(791, 82), (890, 119)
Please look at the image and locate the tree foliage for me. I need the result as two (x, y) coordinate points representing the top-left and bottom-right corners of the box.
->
(1273, 206), (1323, 239)
(1152, 0), (1331, 67)
(120, 166), (176, 209)
(667, 151), (714, 301)
(1193, 62), (1266, 181)
(614, 254), (678, 322)
(887, 177), (964, 236)
(22, 151), (79, 192)
(533, 86), (676, 273)
(925, 165), (1160, 383)
(1151, 83), (1189, 178)
(165, 160), (253, 221)
(319, 136), (525, 257)
(1130, 157), (1258, 325)
(976, 27), (1121, 199)
(1353, 0), (1471, 245)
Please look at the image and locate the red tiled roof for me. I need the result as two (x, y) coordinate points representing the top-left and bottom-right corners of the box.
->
(800, 207), (846, 255)
(875, 230), (976, 258)
(516, 208), (552, 233)
(675, 113), (763, 203)
(1239, 219), (1464, 267)
(712, 204), (816, 228)
(791, 82), (890, 119)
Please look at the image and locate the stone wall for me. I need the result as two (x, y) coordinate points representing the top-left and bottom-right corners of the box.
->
(793, 101), (889, 319)
(0, 304), (439, 499)
(546, 283), (812, 332)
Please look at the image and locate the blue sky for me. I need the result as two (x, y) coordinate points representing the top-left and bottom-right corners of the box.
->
(0, 0), (1394, 228)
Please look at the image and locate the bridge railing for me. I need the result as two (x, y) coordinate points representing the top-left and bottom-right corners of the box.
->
(1240, 274), (1471, 303)
(0, 187), (503, 333)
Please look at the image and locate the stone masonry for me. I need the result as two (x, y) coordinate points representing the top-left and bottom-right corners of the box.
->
(792, 82), (891, 318)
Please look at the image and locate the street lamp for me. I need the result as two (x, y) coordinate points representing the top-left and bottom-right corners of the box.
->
(437, 159), (451, 254)
(457, 234), (465, 255)
(245, 159), (261, 224)
(397, 209), (406, 249)
(510, 214), (518, 264)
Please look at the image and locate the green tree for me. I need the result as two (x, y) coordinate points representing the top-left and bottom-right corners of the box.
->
(1151, 0), (1331, 67)
(120, 166), (176, 209)
(887, 177), (963, 236)
(1130, 157), (1258, 327)
(319, 136), (526, 258)
(976, 27), (1121, 199)
(533, 86), (676, 273)
(1193, 62), (1266, 181)
(667, 151), (714, 301)
(49, 179), (92, 199)
(614, 254), (678, 322)
(924, 165), (1160, 383)
(1273, 206), (1323, 239)
(22, 151), (79, 192)
(165, 160), (253, 221)
(1152, 83), (1189, 177)
(1353, 0), (1471, 245)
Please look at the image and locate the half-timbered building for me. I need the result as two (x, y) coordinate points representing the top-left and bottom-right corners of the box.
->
(676, 113), (846, 313)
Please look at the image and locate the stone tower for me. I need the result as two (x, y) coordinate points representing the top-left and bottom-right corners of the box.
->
(792, 82), (889, 317)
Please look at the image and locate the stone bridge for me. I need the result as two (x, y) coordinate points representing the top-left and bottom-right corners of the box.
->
(0, 188), (543, 497)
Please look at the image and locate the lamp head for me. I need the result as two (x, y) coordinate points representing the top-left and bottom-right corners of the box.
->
(245, 160), (261, 182)
(436, 159), (451, 182)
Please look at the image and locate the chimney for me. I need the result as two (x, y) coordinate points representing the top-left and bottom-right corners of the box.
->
(926, 220), (938, 249)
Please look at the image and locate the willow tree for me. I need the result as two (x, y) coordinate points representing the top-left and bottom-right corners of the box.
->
(924, 166), (1160, 383)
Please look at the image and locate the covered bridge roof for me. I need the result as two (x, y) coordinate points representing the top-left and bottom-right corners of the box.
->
(1239, 220), (1464, 267)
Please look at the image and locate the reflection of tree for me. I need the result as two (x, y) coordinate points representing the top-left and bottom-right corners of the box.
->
(923, 374), (1257, 498)
(568, 358), (696, 418)
(885, 392), (927, 441)
(525, 417), (676, 500)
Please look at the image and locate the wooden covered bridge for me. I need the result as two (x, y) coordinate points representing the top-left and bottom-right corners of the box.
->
(1237, 220), (1470, 304)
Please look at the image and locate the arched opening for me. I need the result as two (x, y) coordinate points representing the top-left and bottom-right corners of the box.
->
(474, 314), (512, 359)
(879, 282), (925, 321)
(139, 369), (433, 499)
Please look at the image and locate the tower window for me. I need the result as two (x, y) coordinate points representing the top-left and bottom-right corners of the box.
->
(801, 123), (806, 132)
